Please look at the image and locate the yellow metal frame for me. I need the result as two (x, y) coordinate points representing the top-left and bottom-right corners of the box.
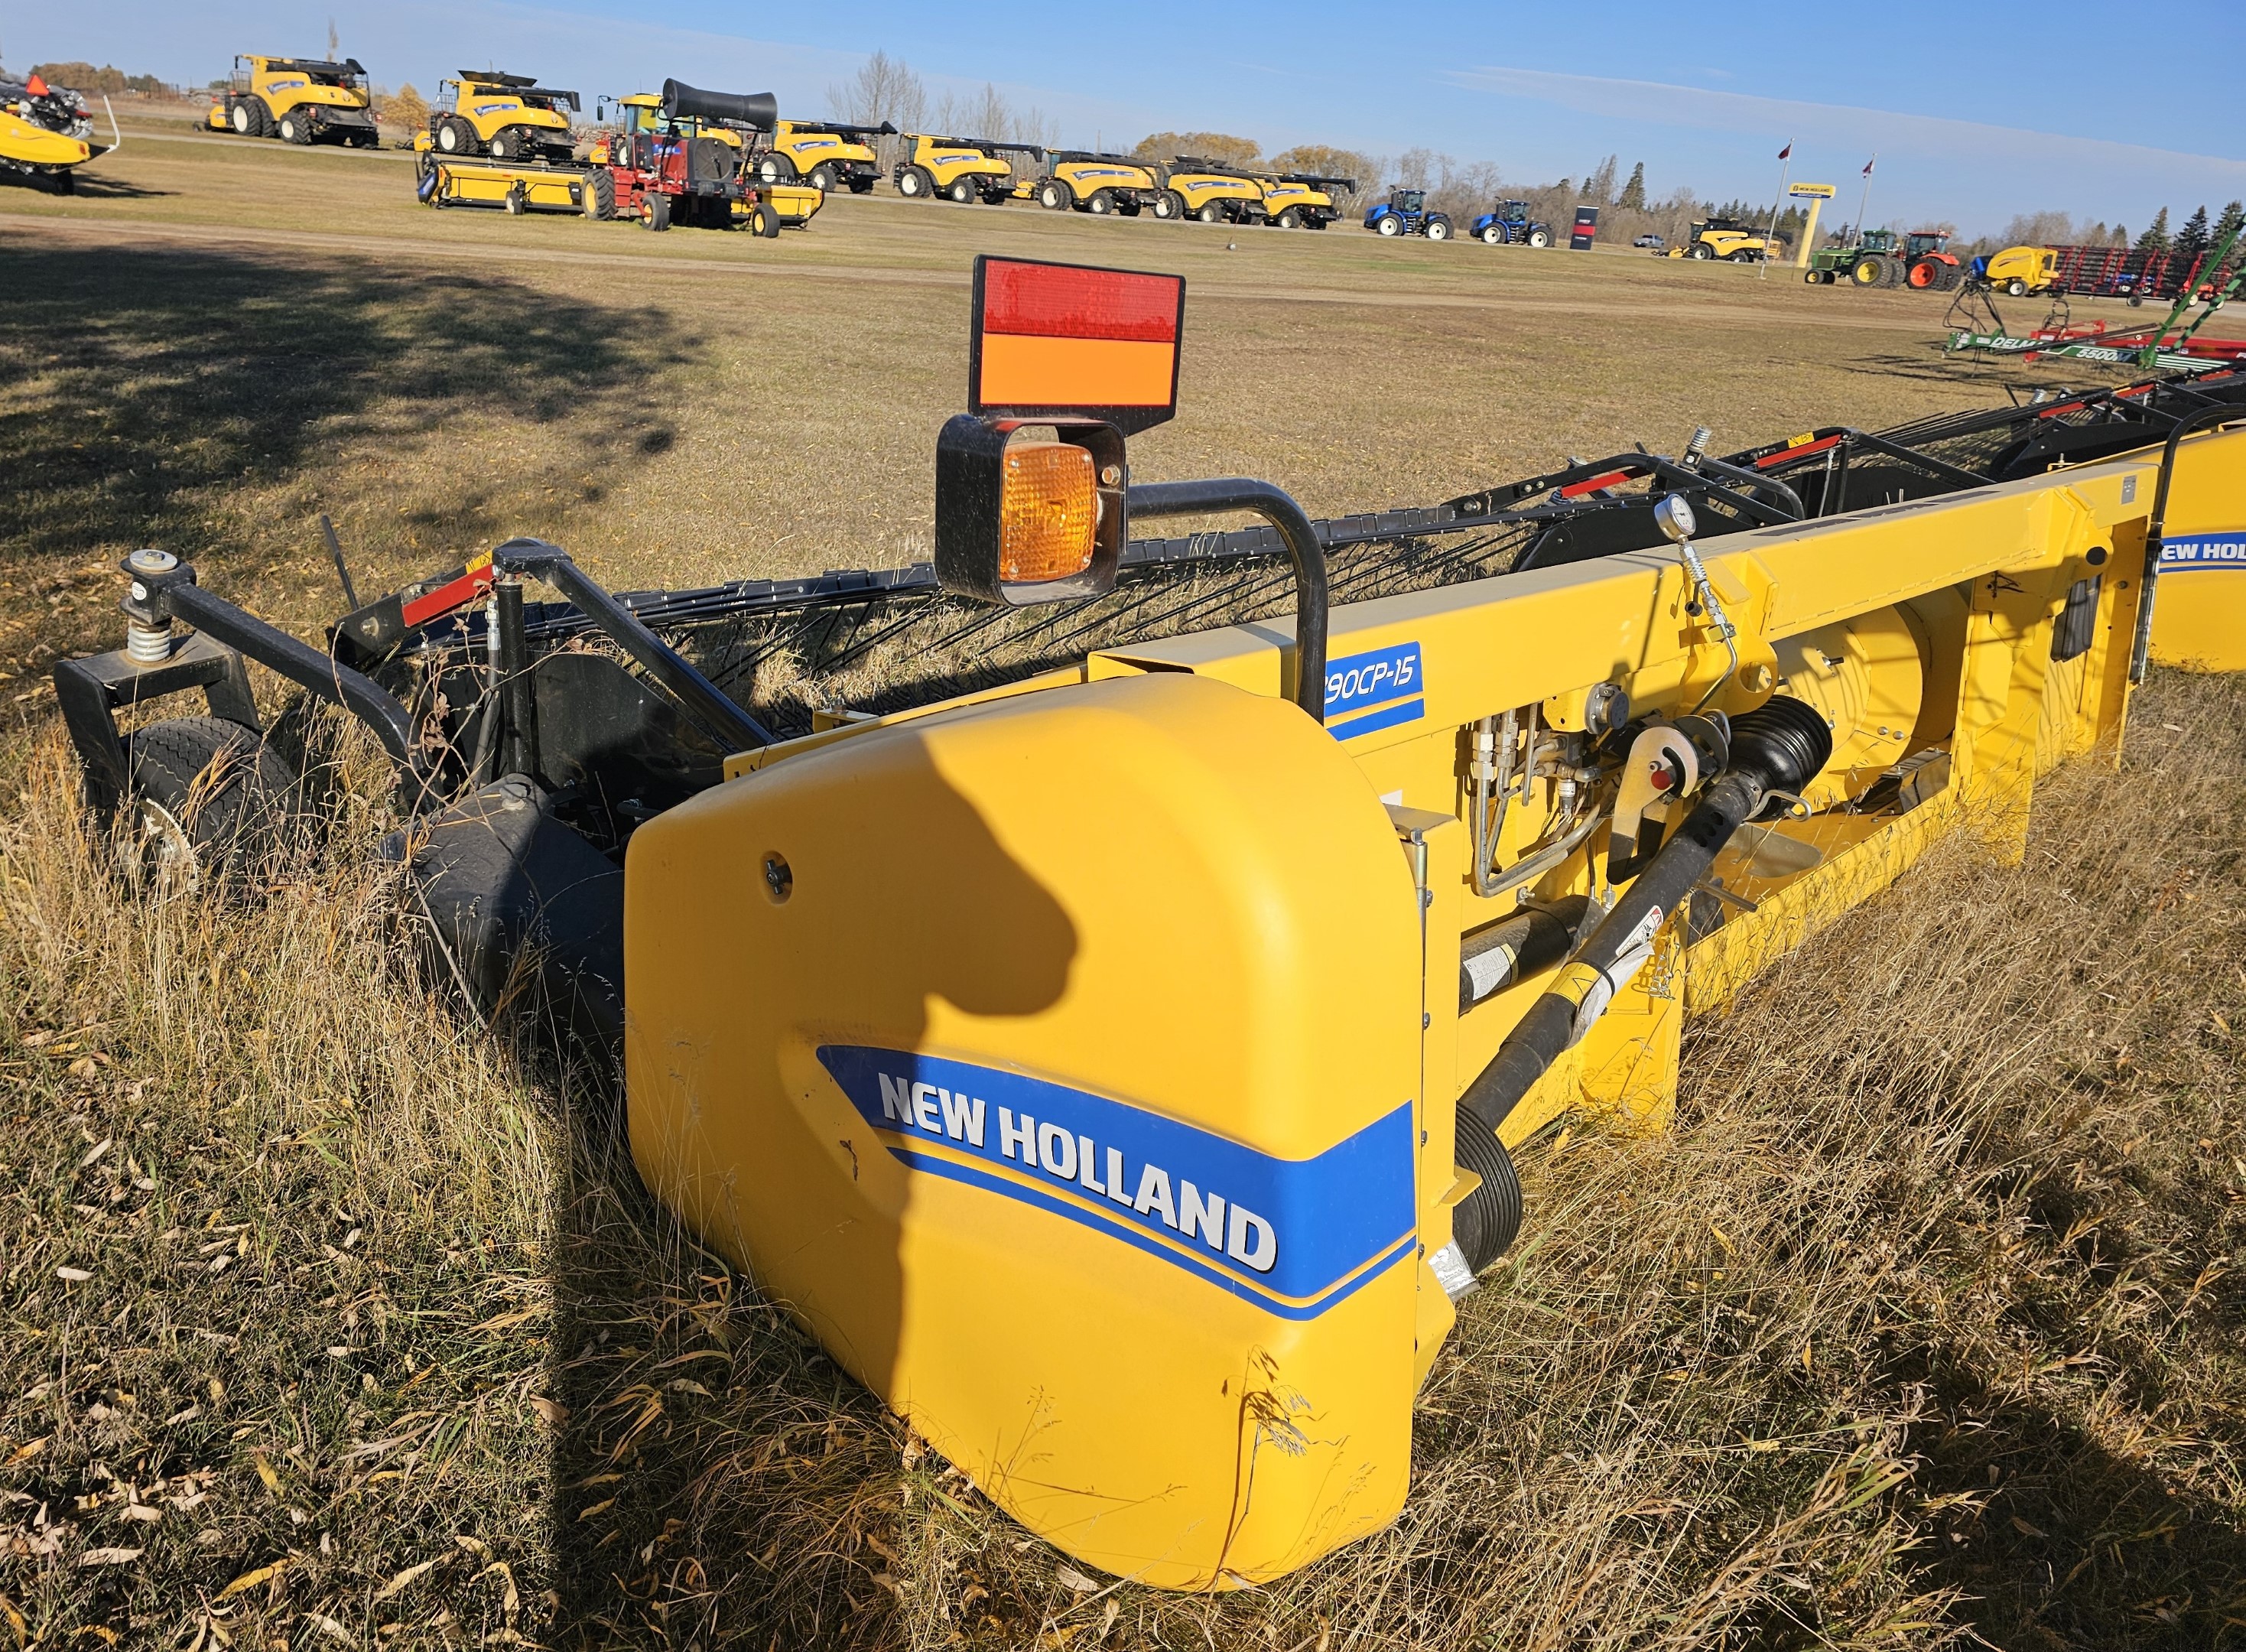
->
(628, 424), (2244, 1591)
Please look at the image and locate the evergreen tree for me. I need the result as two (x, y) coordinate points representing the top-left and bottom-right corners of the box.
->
(1618, 161), (1646, 211)
(2135, 207), (2170, 253)
(2173, 204), (2210, 262)
(2214, 200), (2245, 249)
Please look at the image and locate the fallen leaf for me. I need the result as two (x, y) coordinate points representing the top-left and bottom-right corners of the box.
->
(119, 1504), (162, 1524)
(78, 1547), (143, 1567)
(2012, 1515), (2048, 1538)
(250, 1452), (281, 1494)
(306, 1615), (353, 1647)
(8, 1438), (47, 1465)
(1708, 1220), (1736, 1257)
(54, 1267), (92, 1283)
(218, 1559), (287, 1598)
(1099, 1598), (1120, 1635)
(373, 1557), (440, 1600)
(1055, 1564), (1101, 1594)
(577, 1498), (616, 1521)
(67, 1057), (96, 1079)
(528, 1397), (569, 1426)
(1800, 1342), (1814, 1372)
(80, 1138), (113, 1169)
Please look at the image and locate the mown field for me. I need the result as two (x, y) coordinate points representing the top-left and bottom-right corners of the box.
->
(2, 126), (2243, 1650)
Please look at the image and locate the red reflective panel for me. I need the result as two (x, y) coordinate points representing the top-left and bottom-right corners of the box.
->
(980, 259), (1182, 344)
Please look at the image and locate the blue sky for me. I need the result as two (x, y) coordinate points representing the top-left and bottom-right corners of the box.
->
(19, 1), (2245, 236)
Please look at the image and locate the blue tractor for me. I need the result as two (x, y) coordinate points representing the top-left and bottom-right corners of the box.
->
(1363, 187), (1452, 241)
(1469, 199), (1552, 248)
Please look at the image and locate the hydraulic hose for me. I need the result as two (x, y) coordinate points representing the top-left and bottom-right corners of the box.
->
(1450, 696), (1832, 1273)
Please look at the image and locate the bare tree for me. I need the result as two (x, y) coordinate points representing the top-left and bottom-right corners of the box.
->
(827, 50), (925, 173)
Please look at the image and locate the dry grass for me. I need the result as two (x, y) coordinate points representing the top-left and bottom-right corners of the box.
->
(5, 673), (2241, 1649)
(5, 132), (2245, 1650)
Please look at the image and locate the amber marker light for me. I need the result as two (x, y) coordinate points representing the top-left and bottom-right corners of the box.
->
(934, 255), (1178, 606)
(998, 442), (1099, 584)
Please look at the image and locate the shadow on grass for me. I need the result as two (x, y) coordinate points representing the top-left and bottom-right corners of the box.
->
(541, 1118), (912, 1648)
(1886, 1283), (2246, 1648)
(0, 243), (690, 570)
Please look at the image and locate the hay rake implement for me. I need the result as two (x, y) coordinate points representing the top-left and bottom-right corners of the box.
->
(52, 255), (2246, 1591)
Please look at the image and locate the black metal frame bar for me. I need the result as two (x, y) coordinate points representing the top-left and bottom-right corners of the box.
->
(1124, 479), (1329, 724)
(490, 538), (774, 752)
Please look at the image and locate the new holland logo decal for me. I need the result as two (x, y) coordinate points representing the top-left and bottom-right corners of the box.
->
(818, 1046), (1417, 1319)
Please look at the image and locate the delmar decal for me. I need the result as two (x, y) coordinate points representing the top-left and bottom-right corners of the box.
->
(1323, 639), (1424, 741)
(817, 1046), (1417, 1317)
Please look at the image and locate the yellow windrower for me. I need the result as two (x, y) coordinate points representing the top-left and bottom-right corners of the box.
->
(624, 376), (2246, 1587)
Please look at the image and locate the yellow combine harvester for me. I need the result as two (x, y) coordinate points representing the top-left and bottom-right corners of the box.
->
(207, 54), (378, 146)
(1148, 156), (1267, 223)
(428, 70), (580, 164)
(756, 117), (896, 192)
(1034, 150), (1159, 214)
(892, 132), (1043, 203)
(1666, 215), (1782, 262)
(1259, 170), (1353, 229)
(51, 257), (2246, 1595)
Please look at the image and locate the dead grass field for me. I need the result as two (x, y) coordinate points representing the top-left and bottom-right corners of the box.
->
(2, 130), (2243, 1651)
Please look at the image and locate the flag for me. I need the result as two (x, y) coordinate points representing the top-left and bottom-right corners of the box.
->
(1862, 158), (1876, 177)
(1777, 143), (1792, 161)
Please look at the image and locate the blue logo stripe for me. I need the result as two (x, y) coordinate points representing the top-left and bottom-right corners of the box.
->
(890, 1146), (1416, 1318)
(1329, 696), (1426, 741)
(2160, 533), (2246, 568)
(818, 1046), (1416, 1308)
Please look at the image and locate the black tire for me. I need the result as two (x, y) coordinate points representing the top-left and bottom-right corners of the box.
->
(1376, 213), (1402, 237)
(1038, 178), (1068, 210)
(436, 115), (472, 155)
(1451, 1122), (1524, 1274)
(46, 169), (76, 196)
(2006, 278), (2029, 298)
(751, 201), (779, 237)
(1526, 227), (1551, 249)
(1197, 200), (1222, 224)
(114, 717), (301, 896)
(1425, 215), (1451, 241)
(1688, 242), (1715, 260)
(1728, 249), (1756, 263)
(1149, 189), (1180, 220)
(233, 97), (271, 138)
(1850, 254), (1886, 287)
(947, 175), (973, 203)
(1087, 188), (1113, 215)
(1277, 207), (1300, 229)
(897, 165), (930, 197)
(278, 109), (314, 145)
(645, 193), (671, 232)
(808, 163), (836, 191)
(585, 168), (615, 221)
(848, 175), (873, 194)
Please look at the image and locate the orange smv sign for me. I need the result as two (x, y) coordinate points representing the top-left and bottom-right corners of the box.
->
(969, 255), (1186, 434)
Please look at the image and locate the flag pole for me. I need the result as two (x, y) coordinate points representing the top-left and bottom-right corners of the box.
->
(1761, 142), (1792, 280)
(1852, 154), (1876, 246)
